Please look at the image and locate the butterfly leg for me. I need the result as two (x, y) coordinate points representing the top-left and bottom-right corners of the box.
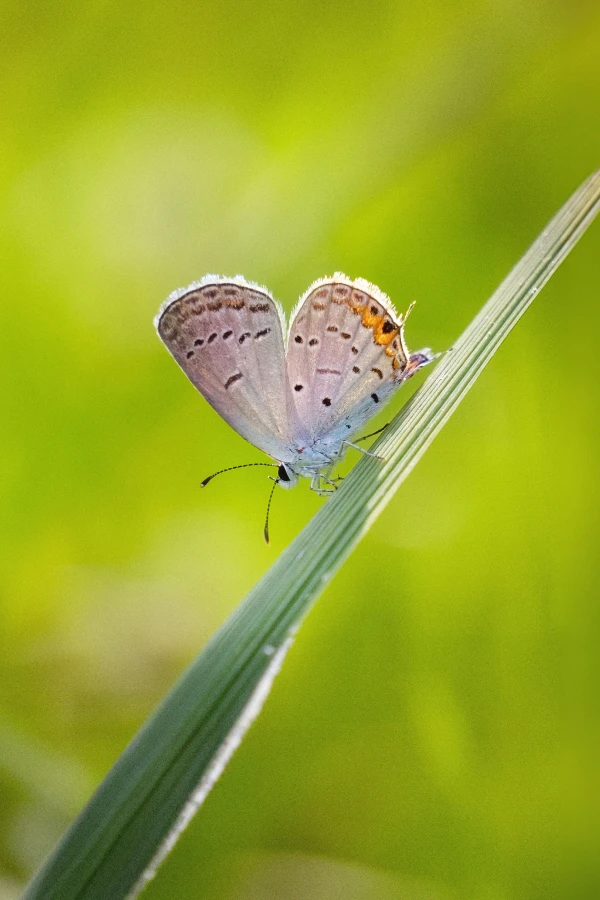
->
(310, 473), (337, 495)
(354, 423), (389, 443)
(320, 474), (340, 489)
(320, 463), (342, 489)
(342, 440), (386, 461)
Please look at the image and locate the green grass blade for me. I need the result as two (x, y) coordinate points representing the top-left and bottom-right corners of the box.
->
(23, 171), (600, 900)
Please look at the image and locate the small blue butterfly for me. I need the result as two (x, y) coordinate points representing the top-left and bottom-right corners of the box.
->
(156, 274), (433, 538)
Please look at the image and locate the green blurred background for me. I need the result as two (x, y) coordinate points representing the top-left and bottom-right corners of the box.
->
(1, 1), (599, 898)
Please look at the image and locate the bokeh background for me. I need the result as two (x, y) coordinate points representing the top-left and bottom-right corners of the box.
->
(1, 1), (599, 898)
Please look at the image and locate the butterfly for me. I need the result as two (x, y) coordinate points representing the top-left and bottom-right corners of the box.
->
(155, 274), (433, 537)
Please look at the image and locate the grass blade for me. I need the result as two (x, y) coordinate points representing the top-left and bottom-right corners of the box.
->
(24, 171), (600, 900)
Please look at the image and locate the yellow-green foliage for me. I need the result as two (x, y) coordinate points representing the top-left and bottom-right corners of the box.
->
(1, 3), (599, 899)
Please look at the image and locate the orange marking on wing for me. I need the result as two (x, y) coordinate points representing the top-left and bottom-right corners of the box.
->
(347, 297), (365, 316)
(361, 307), (385, 331)
(374, 321), (400, 346)
(326, 289), (412, 377)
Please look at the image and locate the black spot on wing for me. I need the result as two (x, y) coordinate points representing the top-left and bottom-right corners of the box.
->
(225, 372), (243, 389)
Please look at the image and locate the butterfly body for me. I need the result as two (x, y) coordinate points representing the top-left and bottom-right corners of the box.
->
(155, 274), (433, 493)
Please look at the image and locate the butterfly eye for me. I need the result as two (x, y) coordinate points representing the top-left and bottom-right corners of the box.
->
(277, 464), (291, 482)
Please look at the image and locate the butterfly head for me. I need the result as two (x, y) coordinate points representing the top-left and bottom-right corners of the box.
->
(277, 463), (298, 490)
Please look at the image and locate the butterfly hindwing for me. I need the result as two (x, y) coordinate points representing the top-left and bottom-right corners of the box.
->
(156, 277), (295, 460)
(286, 276), (410, 440)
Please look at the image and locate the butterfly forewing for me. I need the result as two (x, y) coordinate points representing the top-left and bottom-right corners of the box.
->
(286, 277), (409, 440)
(156, 278), (295, 460)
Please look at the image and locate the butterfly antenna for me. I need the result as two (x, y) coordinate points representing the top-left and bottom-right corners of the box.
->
(263, 477), (279, 545)
(201, 462), (277, 488)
